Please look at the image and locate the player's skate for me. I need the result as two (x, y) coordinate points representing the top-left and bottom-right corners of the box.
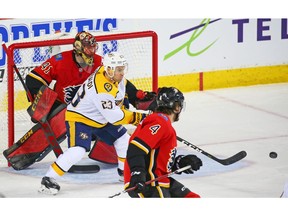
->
(38, 176), (60, 195)
(117, 168), (124, 182)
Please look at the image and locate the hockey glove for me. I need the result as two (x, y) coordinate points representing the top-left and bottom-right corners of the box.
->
(173, 154), (203, 174)
(136, 90), (156, 101)
(131, 112), (147, 126)
(129, 168), (147, 193)
(135, 91), (157, 111)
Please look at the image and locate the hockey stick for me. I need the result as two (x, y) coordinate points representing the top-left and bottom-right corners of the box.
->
(13, 65), (100, 173)
(109, 165), (191, 198)
(176, 136), (247, 166)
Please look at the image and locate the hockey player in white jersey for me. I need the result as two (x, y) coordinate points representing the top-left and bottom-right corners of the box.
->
(38, 52), (146, 195)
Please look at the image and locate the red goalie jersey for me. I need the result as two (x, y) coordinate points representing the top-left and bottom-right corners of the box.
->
(27, 50), (102, 104)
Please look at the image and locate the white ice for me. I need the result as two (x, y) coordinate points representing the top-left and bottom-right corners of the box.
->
(0, 83), (287, 214)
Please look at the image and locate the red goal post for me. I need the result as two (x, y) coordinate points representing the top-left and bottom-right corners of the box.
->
(0, 30), (158, 166)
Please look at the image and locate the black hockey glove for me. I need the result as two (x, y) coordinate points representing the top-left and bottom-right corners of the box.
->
(173, 154), (203, 174)
(129, 168), (147, 193)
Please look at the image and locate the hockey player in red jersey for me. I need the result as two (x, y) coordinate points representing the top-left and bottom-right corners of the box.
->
(3, 31), (103, 170)
(25, 31), (102, 105)
(4, 30), (157, 174)
(17, 30), (156, 169)
(124, 87), (203, 198)
(25, 30), (156, 108)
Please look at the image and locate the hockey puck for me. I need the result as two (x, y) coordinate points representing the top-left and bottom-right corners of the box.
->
(269, 152), (277, 159)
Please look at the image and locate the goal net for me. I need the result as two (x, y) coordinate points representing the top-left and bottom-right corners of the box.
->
(0, 30), (158, 167)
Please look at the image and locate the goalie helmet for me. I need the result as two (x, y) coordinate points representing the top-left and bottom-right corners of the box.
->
(156, 87), (185, 110)
(103, 52), (128, 77)
(73, 31), (98, 66)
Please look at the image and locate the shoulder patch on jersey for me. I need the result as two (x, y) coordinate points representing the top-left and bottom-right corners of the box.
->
(55, 53), (63, 61)
(104, 83), (113, 92)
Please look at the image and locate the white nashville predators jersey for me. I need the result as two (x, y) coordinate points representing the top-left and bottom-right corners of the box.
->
(65, 66), (134, 128)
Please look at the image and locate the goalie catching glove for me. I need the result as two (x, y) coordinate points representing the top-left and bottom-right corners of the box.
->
(173, 154), (203, 174)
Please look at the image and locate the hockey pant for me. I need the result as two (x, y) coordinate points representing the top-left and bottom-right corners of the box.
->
(66, 122), (128, 168)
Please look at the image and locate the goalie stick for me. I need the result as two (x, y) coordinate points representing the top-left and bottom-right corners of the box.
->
(176, 136), (247, 166)
(109, 165), (192, 198)
(13, 64), (100, 173)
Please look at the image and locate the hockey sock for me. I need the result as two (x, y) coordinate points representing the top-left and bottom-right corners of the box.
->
(113, 133), (130, 170)
(45, 146), (86, 179)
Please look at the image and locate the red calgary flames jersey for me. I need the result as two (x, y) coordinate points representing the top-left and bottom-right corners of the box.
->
(124, 112), (177, 188)
(29, 50), (102, 104)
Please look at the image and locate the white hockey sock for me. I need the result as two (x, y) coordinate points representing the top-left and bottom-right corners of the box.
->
(114, 132), (130, 170)
(45, 146), (86, 179)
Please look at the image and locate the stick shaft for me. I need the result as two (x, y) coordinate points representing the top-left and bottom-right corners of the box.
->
(177, 136), (247, 166)
(13, 65), (34, 101)
(109, 165), (191, 198)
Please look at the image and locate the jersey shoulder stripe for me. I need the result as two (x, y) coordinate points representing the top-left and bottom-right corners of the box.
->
(27, 72), (49, 86)
(65, 110), (107, 128)
(130, 137), (151, 154)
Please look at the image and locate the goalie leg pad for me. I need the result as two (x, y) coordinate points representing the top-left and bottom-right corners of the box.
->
(88, 139), (118, 164)
(7, 146), (53, 170)
(27, 85), (58, 122)
(3, 104), (67, 170)
(88, 123), (127, 165)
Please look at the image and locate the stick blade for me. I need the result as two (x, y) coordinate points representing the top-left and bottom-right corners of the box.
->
(218, 151), (247, 165)
(68, 165), (100, 173)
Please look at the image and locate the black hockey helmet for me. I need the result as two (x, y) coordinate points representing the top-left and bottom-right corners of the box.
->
(156, 87), (185, 110)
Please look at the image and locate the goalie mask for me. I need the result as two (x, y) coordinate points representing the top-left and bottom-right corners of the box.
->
(74, 31), (98, 66)
(103, 52), (128, 78)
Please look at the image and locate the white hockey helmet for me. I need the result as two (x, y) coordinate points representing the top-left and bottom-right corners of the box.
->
(103, 52), (128, 77)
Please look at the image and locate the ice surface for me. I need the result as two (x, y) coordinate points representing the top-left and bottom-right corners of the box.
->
(1, 83), (287, 214)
